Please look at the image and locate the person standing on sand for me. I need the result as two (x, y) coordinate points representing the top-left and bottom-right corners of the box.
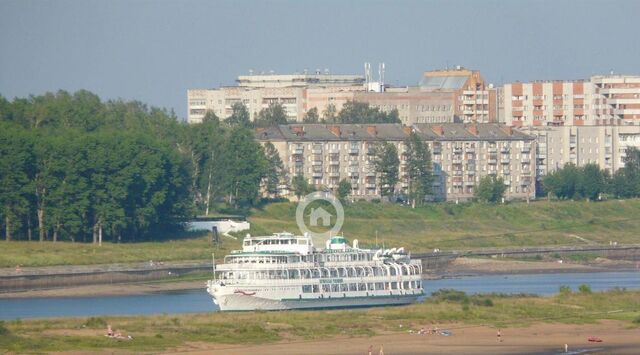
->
(379, 344), (384, 355)
(368, 345), (373, 355)
(497, 329), (502, 342)
(564, 343), (568, 352)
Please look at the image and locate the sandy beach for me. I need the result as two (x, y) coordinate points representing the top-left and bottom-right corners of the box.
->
(165, 320), (639, 355)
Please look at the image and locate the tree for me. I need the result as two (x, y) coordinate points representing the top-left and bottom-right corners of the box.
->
(0, 124), (34, 241)
(226, 102), (252, 128)
(475, 175), (506, 203)
(255, 102), (288, 127)
(371, 142), (400, 199)
(263, 142), (284, 197)
(337, 179), (352, 202)
(336, 101), (401, 124)
(403, 131), (433, 207)
(611, 147), (640, 198)
(303, 107), (320, 123)
(577, 163), (606, 200)
(322, 103), (337, 122)
(543, 163), (579, 199)
(292, 175), (312, 201)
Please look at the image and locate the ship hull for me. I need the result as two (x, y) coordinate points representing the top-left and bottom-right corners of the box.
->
(211, 292), (420, 311)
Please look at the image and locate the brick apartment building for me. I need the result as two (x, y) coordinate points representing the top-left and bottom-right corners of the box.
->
(256, 123), (535, 202)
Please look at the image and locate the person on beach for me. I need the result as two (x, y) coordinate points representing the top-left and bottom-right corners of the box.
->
(368, 345), (373, 355)
(106, 324), (113, 337)
(497, 329), (502, 342)
(564, 343), (568, 352)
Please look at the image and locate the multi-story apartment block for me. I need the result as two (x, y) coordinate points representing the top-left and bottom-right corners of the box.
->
(256, 123), (535, 202)
(188, 67), (498, 125)
(187, 73), (365, 124)
(502, 74), (640, 127)
(520, 125), (640, 180)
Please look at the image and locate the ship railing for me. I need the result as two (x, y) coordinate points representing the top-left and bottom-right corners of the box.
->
(213, 274), (422, 287)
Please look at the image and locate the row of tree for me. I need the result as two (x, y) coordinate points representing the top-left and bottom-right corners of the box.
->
(0, 90), (277, 242)
(223, 100), (401, 128)
(542, 147), (640, 200)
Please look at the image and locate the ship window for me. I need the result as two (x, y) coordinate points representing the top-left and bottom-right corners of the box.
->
(340, 284), (348, 292)
(391, 282), (398, 290)
(313, 285), (320, 293)
(302, 285), (312, 293)
(349, 283), (357, 291)
(375, 282), (384, 290)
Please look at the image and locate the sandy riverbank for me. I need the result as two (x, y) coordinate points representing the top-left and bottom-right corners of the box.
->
(0, 280), (206, 299)
(164, 320), (640, 355)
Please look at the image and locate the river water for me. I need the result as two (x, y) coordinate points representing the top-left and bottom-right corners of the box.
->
(1, 271), (638, 320)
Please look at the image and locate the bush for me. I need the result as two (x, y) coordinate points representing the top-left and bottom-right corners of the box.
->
(633, 316), (640, 325)
(559, 285), (572, 295)
(578, 284), (592, 294)
(84, 317), (107, 328)
(431, 289), (469, 304)
(0, 320), (10, 336)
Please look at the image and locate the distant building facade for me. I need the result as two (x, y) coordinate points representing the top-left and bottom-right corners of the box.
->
(520, 125), (640, 180)
(256, 123), (535, 202)
(187, 67), (498, 125)
(502, 74), (640, 127)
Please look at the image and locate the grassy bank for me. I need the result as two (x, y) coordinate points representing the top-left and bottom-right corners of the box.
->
(0, 235), (238, 268)
(2, 199), (640, 268)
(1, 289), (638, 353)
(249, 199), (640, 251)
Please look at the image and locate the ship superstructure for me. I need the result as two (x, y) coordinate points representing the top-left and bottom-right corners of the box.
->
(207, 232), (423, 311)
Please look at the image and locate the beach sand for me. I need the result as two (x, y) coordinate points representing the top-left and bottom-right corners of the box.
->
(165, 320), (639, 355)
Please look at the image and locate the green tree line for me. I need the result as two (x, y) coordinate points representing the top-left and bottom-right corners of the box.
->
(542, 148), (640, 200)
(0, 90), (274, 243)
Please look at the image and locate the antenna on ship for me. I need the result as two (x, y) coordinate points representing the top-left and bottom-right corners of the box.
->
(212, 252), (216, 281)
(375, 230), (378, 248)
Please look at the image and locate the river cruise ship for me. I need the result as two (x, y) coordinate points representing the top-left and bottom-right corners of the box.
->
(206, 232), (424, 311)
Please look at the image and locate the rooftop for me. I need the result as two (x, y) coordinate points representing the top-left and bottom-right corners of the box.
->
(256, 123), (534, 142)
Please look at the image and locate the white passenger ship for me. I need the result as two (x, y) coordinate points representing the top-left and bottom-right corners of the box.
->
(207, 232), (424, 311)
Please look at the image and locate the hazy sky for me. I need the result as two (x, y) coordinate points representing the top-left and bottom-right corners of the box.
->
(1, 0), (638, 120)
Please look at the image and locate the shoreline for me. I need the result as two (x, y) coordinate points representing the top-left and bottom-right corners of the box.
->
(1, 258), (638, 299)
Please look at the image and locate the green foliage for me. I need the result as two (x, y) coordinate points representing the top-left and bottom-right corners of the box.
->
(543, 163), (608, 200)
(578, 284), (592, 294)
(559, 285), (572, 295)
(303, 107), (320, 123)
(255, 102), (288, 127)
(371, 142), (400, 198)
(337, 179), (352, 202)
(475, 175), (506, 203)
(0, 90), (271, 242)
(84, 317), (107, 329)
(333, 101), (401, 124)
(431, 289), (470, 303)
(226, 102), (252, 128)
(0, 321), (10, 336)
(403, 131), (433, 206)
(610, 147), (640, 198)
(322, 103), (337, 122)
(263, 142), (285, 198)
(292, 175), (312, 200)
(633, 316), (640, 325)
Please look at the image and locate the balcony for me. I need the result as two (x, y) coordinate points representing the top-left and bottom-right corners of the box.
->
(366, 171), (376, 177)
(488, 159), (497, 164)
(488, 170), (497, 175)
(328, 148), (340, 154)
(311, 161), (322, 166)
(453, 170), (463, 176)
(500, 147), (509, 153)
(329, 160), (339, 165)
(348, 171), (359, 177)
(349, 148), (359, 155)
(293, 148), (304, 155)
(366, 183), (376, 189)
(349, 160), (359, 166)
(453, 147), (463, 154)
(521, 157), (531, 164)
(465, 147), (475, 153)
(312, 172), (323, 178)
(488, 147), (497, 153)
(501, 159), (510, 164)
(312, 148), (323, 154)
(466, 170), (476, 175)
(452, 181), (463, 187)
(521, 145), (531, 153)
(465, 181), (475, 186)
(329, 172), (340, 177)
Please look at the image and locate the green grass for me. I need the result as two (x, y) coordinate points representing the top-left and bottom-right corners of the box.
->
(1, 289), (638, 353)
(0, 235), (241, 268)
(2, 199), (640, 268)
(248, 199), (640, 251)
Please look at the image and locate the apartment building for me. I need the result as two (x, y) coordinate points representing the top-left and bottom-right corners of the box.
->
(520, 125), (640, 180)
(187, 73), (365, 124)
(187, 67), (498, 125)
(256, 123), (535, 202)
(502, 74), (640, 127)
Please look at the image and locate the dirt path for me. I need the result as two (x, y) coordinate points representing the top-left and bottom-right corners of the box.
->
(165, 320), (640, 355)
